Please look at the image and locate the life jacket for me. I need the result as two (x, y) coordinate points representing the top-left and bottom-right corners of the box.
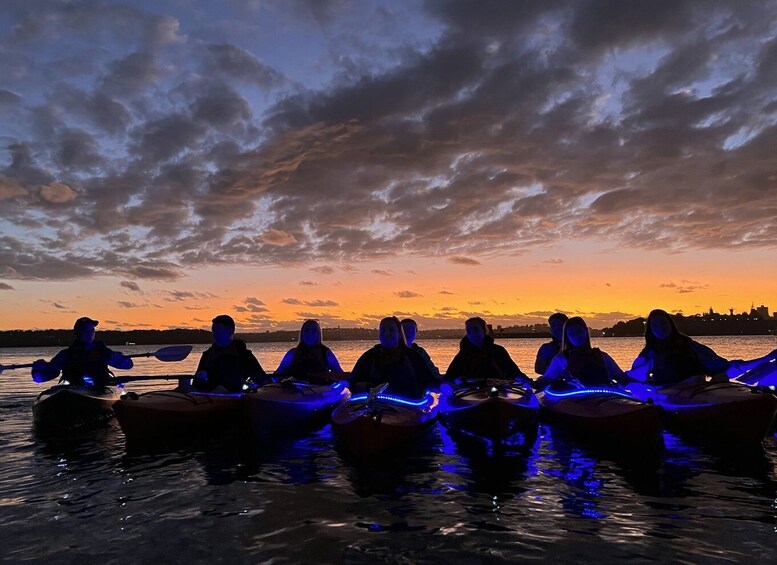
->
(197, 340), (253, 392)
(646, 338), (707, 385)
(565, 347), (611, 386)
(61, 341), (111, 387)
(287, 344), (330, 376)
(455, 336), (508, 380)
(367, 346), (423, 398)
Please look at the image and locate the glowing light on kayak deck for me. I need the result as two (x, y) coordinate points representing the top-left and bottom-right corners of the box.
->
(543, 388), (635, 400)
(349, 393), (433, 407)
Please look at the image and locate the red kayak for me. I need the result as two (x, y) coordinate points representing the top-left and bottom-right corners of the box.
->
(113, 389), (242, 444)
(628, 376), (777, 444)
(439, 382), (538, 441)
(243, 378), (350, 436)
(537, 383), (663, 448)
(331, 391), (439, 458)
(33, 385), (119, 433)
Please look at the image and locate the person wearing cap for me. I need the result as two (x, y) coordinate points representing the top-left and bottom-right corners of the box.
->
(31, 317), (133, 387)
(186, 314), (267, 393)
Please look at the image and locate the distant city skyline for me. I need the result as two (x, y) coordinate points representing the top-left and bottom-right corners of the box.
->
(1, 1), (776, 331)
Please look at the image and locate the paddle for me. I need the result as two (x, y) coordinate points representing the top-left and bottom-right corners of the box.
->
(0, 345), (194, 373)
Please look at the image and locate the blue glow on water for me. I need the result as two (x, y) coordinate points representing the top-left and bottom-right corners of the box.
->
(349, 393), (432, 407)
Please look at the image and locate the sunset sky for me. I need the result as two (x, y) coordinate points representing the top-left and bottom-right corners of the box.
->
(1, 0), (776, 332)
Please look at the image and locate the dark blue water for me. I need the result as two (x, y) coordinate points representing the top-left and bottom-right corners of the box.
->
(2, 339), (776, 562)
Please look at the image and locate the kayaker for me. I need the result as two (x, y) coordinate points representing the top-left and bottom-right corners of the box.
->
(535, 317), (627, 389)
(186, 315), (266, 393)
(31, 317), (133, 387)
(630, 309), (777, 385)
(401, 318), (441, 380)
(349, 316), (436, 398)
(444, 317), (529, 385)
(534, 312), (568, 374)
(274, 319), (343, 378)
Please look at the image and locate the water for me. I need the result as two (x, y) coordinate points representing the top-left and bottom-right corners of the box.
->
(1, 337), (776, 562)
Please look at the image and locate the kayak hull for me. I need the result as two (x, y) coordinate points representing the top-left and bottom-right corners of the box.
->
(439, 384), (538, 441)
(243, 380), (350, 436)
(33, 386), (119, 433)
(331, 392), (439, 458)
(629, 378), (777, 444)
(537, 385), (663, 448)
(113, 390), (242, 444)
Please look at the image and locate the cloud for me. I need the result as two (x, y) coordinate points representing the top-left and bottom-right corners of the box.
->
(282, 298), (339, 307)
(449, 256), (481, 266)
(660, 280), (710, 294)
(543, 258), (564, 264)
(118, 301), (140, 308)
(299, 280), (318, 286)
(0, 282), (14, 290)
(120, 281), (142, 292)
(438, 290), (455, 295)
(235, 296), (269, 312)
(0, 0), (776, 285)
(395, 290), (422, 299)
(372, 269), (392, 276)
(260, 229), (297, 246)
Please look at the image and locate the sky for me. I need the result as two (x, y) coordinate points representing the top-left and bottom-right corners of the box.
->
(1, 0), (776, 332)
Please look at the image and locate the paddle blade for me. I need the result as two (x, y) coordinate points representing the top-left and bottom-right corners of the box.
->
(152, 345), (193, 362)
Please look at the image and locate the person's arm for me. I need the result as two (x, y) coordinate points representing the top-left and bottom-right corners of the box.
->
(348, 350), (374, 393)
(32, 349), (68, 383)
(535, 343), (553, 375)
(414, 346), (440, 379)
(723, 348), (777, 378)
(444, 352), (465, 383)
(242, 348), (267, 382)
(496, 346), (528, 382)
(324, 347), (344, 373)
(601, 352), (628, 384)
(106, 347), (133, 370)
(625, 353), (650, 382)
(274, 349), (296, 376)
(533, 355), (566, 390)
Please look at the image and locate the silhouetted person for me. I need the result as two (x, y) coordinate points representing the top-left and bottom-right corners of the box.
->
(630, 309), (777, 385)
(274, 319), (343, 378)
(445, 317), (529, 384)
(349, 317), (436, 398)
(400, 318), (440, 380)
(31, 317), (133, 388)
(535, 316), (627, 389)
(534, 312), (568, 374)
(189, 315), (266, 393)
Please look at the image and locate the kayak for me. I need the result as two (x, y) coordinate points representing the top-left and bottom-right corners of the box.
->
(537, 382), (663, 447)
(331, 391), (439, 458)
(438, 382), (538, 441)
(243, 378), (350, 436)
(113, 389), (242, 444)
(628, 376), (777, 444)
(33, 385), (119, 432)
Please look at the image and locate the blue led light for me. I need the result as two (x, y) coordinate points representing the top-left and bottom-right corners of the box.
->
(349, 392), (432, 407)
(543, 388), (635, 400)
(190, 391), (244, 398)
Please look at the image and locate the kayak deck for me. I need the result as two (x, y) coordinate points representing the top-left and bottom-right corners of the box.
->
(33, 385), (119, 433)
(332, 392), (439, 458)
(113, 389), (243, 444)
(439, 383), (538, 442)
(243, 379), (350, 435)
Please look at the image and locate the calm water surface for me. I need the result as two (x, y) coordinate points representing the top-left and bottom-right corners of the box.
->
(1, 337), (775, 562)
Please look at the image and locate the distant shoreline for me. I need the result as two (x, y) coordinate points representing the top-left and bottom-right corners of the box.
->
(0, 325), (774, 348)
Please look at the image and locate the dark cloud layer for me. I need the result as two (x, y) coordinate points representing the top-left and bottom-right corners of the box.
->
(1, 1), (776, 281)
